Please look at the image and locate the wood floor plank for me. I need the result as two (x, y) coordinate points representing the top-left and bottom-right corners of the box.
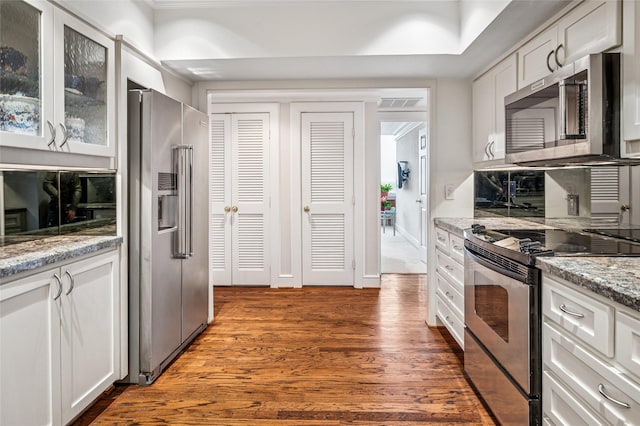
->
(73, 274), (496, 425)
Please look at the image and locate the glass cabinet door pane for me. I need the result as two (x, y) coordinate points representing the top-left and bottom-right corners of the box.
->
(0, 1), (42, 136)
(64, 25), (107, 146)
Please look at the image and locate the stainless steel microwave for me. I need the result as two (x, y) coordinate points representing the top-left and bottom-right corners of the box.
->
(504, 53), (620, 166)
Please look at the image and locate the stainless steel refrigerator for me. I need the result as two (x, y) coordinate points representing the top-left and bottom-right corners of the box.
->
(127, 89), (209, 385)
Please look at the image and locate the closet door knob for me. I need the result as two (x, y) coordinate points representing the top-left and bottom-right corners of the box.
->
(224, 206), (231, 212)
(303, 206), (310, 212)
(231, 206), (238, 212)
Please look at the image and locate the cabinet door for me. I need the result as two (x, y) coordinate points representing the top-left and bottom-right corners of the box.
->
(0, 268), (62, 426)
(622, 0), (640, 156)
(518, 26), (559, 88)
(53, 9), (115, 158)
(492, 54), (517, 161)
(556, 0), (621, 66)
(472, 70), (494, 163)
(0, 0), (55, 151)
(60, 250), (119, 424)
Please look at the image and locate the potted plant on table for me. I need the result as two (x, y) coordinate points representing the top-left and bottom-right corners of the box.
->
(380, 183), (392, 199)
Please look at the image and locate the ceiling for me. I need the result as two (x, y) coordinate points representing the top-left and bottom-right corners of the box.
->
(149, 0), (572, 82)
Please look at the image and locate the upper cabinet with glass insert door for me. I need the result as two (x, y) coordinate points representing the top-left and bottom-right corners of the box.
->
(0, 0), (115, 165)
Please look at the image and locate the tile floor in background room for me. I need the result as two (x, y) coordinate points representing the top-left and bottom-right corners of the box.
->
(381, 229), (427, 274)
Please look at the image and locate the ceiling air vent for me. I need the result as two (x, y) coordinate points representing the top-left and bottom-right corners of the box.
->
(379, 98), (422, 109)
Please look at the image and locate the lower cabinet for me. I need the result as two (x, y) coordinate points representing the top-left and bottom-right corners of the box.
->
(434, 226), (465, 349)
(542, 274), (640, 425)
(0, 249), (119, 426)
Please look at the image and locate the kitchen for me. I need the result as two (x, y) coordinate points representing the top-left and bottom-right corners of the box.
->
(1, 0), (640, 425)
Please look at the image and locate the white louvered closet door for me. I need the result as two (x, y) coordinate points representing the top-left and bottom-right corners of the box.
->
(231, 114), (271, 285)
(210, 114), (232, 285)
(590, 166), (630, 222)
(301, 112), (354, 286)
(209, 113), (270, 285)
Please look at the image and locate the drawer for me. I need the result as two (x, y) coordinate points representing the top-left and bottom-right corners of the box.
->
(616, 311), (640, 381)
(435, 250), (463, 285)
(449, 233), (465, 264)
(435, 272), (464, 318)
(435, 227), (450, 254)
(543, 371), (606, 426)
(436, 294), (464, 349)
(543, 322), (640, 425)
(542, 275), (614, 357)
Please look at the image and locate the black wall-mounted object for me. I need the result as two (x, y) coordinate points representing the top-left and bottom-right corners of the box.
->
(397, 161), (410, 188)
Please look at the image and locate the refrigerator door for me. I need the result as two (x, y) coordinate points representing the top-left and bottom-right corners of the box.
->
(180, 104), (209, 341)
(136, 90), (183, 376)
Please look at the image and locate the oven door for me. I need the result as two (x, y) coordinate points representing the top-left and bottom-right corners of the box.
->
(464, 247), (538, 395)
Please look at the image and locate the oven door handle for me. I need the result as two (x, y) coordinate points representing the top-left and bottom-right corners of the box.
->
(464, 248), (530, 284)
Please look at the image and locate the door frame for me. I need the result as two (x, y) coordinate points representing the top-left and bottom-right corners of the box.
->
(291, 102), (365, 288)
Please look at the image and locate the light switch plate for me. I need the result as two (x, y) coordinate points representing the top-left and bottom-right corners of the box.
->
(445, 184), (455, 200)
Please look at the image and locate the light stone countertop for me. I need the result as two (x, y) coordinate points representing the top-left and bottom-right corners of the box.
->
(0, 234), (122, 279)
(434, 216), (640, 312)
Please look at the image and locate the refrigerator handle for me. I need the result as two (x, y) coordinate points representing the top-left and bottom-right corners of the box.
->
(187, 145), (194, 257)
(173, 145), (191, 259)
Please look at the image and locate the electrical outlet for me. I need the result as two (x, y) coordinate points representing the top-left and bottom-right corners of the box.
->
(445, 184), (455, 200)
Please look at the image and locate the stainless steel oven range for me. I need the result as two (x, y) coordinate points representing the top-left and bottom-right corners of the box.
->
(463, 225), (640, 425)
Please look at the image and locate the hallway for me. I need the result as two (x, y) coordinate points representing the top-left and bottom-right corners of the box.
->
(75, 275), (494, 425)
(381, 229), (427, 274)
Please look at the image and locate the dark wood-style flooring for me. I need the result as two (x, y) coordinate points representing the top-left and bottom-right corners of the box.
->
(74, 274), (496, 425)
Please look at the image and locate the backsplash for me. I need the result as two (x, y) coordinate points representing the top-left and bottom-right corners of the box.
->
(474, 170), (545, 218)
(1, 170), (116, 239)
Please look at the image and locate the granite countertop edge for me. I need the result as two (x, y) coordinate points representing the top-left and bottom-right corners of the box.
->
(0, 236), (123, 279)
(434, 217), (640, 313)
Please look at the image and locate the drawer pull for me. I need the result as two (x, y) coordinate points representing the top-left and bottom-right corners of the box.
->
(559, 304), (584, 319)
(444, 265), (454, 271)
(598, 384), (631, 409)
(453, 245), (463, 251)
(445, 291), (453, 299)
(437, 236), (446, 242)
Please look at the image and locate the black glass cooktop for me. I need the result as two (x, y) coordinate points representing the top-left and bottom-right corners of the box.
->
(583, 228), (640, 244)
(491, 229), (640, 256)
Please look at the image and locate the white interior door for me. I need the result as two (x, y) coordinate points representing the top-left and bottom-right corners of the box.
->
(209, 113), (270, 285)
(209, 114), (232, 285)
(418, 128), (428, 261)
(301, 112), (354, 286)
(231, 114), (270, 285)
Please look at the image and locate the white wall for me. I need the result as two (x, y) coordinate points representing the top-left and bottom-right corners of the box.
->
(154, 3), (461, 61)
(380, 135), (397, 188)
(427, 79), (474, 325)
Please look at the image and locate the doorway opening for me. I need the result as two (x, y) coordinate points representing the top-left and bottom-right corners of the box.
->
(380, 118), (427, 274)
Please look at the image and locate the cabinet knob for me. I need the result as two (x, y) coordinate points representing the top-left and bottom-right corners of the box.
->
(303, 206), (310, 212)
(620, 204), (631, 212)
(224, 206), (231, 212)
(231, 206), (238, 212)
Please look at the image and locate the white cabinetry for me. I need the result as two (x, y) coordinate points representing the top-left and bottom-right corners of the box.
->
(434, 226), (464, 348)
(542, 274), (640, 425)
(622, 0), (640, 157)
(517, 1), (621, 88)
(0, 250), (120, 426)
(472, 54), (517, 165)
(0, 0), (115, 168)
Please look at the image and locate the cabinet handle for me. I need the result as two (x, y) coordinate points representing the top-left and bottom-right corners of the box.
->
(489, 141), (495, 159)
(64, 270), (75, 295)
(554, 44), (564, 69)
(546, 50), (555, 72)
(453, 245), (463, 251)
(598, 384), (631, 409)
(53, 274), (63, 300)
(559, 303), (584, 318)
(47, 121), (57, 147)
(303, 205), (310, 213)
(484, 141), (490, 159)
(437, 236), (446, 242)
(224, 206), (231, 212)
(59, 123), (69, 147)
(231, 206), (238, 212)
(444, 265), (454, 271)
